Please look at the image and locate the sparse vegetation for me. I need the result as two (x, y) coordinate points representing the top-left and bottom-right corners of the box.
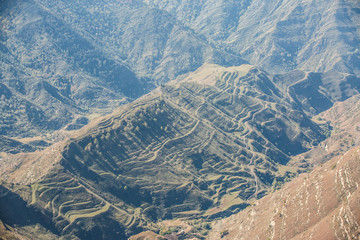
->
(1, 0), (359, 239)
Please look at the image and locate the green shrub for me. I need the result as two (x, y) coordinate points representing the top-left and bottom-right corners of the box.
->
(220, 229), (229, 238)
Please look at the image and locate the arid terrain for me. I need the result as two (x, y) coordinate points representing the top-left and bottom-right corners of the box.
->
(209, 144), (360, 240)
(1, 64), (360, 239)
(0, 0), (359, 239)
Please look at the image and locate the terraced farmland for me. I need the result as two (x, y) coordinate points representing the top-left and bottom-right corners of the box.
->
(0, 64), (330, 238)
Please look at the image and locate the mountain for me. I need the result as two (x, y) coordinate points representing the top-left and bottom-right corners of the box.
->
(0, 0), (359, 239)
(33, 0), (245, 83)
(0, 0), (150, 138)
(0, 0), (245, 151)
(127, 91), (360, 239)
(273, 70), (360, 115)
(0, 184), (60, 240)
(1, 0), (359, 147)
(0, 64), (327, 239)
(289, 94), (360, 166)
(209, 143), (360, 240)
(144, 0), (360, 75)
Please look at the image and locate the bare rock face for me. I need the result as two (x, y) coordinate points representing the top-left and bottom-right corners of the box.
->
(209, 145), (360, 240)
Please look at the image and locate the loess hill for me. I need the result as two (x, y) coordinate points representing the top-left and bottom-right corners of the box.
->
(0, 64), (329, 239)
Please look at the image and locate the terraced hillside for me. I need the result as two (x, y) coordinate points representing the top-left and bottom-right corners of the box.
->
(1, 0), (359, 154)
(0, 64), (327, 239)
(0, 0), (359, 239)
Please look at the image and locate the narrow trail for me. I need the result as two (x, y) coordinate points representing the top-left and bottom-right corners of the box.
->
(144, 120), (199, 163)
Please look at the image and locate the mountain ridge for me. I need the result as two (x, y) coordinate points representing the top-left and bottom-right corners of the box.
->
(144, 0), (360, 75)
(0, 0), (247, 149)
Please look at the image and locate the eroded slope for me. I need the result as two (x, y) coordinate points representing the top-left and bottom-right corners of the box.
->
(210, 144), (360, 240)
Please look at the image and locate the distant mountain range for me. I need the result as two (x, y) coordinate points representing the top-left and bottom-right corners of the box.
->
(146, 0), (360, 75)
(1, 0), (359, 141)
(0, 0), (359, 239)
